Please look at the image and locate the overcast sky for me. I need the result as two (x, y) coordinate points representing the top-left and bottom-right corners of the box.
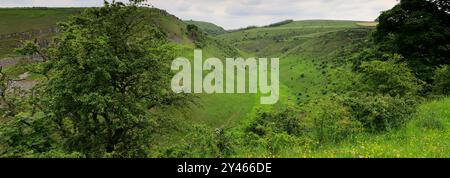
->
(0, 0), (399, 29)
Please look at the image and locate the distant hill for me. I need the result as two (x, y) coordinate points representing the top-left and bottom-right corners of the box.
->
(0, 8), (82, 35)
(278, 20), (376, 28)
(217, 20), (375, 57)
(184, 20), (227, 36)
(0, 8), (81, 58)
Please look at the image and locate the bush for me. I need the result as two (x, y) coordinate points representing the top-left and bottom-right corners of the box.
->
(265, 19), (294, 27)
(432, 65), (450, 95)
(157, 125), (235, 158)
(246, 107), (305, 136)
(266, 133), (297, 156)
(328, 56), (423, 132)
(327, 67), (363, 94)
(307, 97), (363, 144)
(246, 102), (363, 146)
(359, 55), (424, 97)
(187, 24), (206, 48)
(0, 112), (75, 158)
(343, 93), (418, 132)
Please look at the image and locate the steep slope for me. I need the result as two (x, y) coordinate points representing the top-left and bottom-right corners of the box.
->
(0, 8), (82, 34)
(217, 20), (374, 56)
(217, 20), (374, 104)
(0, 8), (81, 58)
(0, 8), (192, 58)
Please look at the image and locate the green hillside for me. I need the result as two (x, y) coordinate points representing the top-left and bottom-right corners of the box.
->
(217, 20), (372, 56)
(184, 20), (227, 36)
(210, 20), (374, 122)
(0, 8), (191, 58)
(0, 8), (81, 58)
(279, 20), (365, 28)
(0, 8), (82, 34)
(0, 2), (448, 158)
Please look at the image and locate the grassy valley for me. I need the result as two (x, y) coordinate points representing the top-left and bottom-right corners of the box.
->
(0, 1), (448, 158)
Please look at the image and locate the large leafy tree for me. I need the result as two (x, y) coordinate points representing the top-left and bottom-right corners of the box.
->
(2, 0), (187, 157)
(373, 0), (450, 82)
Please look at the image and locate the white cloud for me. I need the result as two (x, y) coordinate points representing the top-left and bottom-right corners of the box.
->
(0, 0), (399, 29)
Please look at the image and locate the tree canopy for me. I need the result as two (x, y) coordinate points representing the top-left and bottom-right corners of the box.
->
(373, 0), (450, 82)
(1, 0), (187, 157)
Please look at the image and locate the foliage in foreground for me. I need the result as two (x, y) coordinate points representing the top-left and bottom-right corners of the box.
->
(1, 0), (189, 157)
(152, 96), (449, 158)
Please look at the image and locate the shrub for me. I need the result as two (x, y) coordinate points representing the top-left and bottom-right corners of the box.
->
(157, 125), (235, 158)
(432, 65), (450, 95)
(343, 93), (418, 132)
(246, 107), (305, 136)
(266, 133), (297, 156)
(307, 97), (363, 144)
(359, 55), (424, 97)
(327, 67), (363, 94)
(187, 24), (206, 48)
(265, 20), (294, 27)
(0, 112), (74, 158)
